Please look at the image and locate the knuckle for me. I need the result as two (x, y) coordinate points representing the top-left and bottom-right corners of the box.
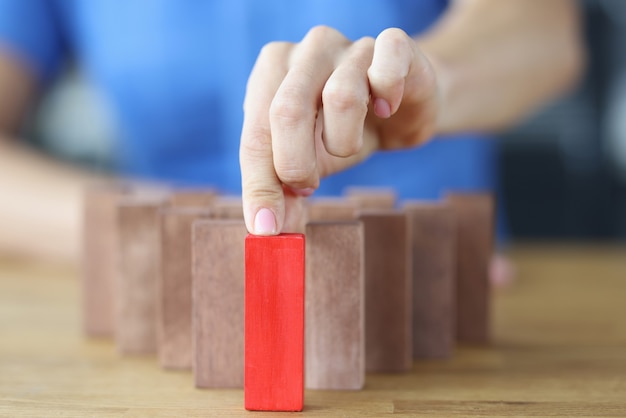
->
(241, 167), (283, 205)
(270, 89), (308, 126)
(368, 66), (403, 89)
(242, 179), (282, 204)
(355, 36), (375, 49)
(258, 41), (291, 61)
(305, 25), (342, 43)
(351, 36), (375, 57)
(325, 136), (362, 157)
(240, 125), (271, 157)
(275, 160), (316, 185)
(380, 27), (411, 49)
(322, 84), (368, 115)
(254, 42), (292, 75)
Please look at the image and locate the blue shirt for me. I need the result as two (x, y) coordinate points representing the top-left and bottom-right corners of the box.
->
(0, 0), (497, 201)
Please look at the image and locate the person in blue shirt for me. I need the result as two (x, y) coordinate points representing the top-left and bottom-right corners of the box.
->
(0, 1), (583, 274)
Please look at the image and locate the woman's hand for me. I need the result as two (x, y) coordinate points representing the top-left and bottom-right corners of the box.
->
(239, 26), (439, 235)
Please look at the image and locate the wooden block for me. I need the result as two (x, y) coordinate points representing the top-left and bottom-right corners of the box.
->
(158, 208), (211, 370)
(192, 220), (247, 387)
(168, 189), (216, 208)
(345, 187), (397, 210)
(404, 202), (456, 359)
(211, 196), (243, 219)
(307, 197), (358, 221)
(446, 193), (495, 344)
(122, 181), (171, 201)
(305, 222), (364, 390)
(82, 183), (129, 337)
(116, 197), (164, 354)
(245, 234), (305, 412)
(360, 211), (412, 372)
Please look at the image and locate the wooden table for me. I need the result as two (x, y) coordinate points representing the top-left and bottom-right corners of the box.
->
(1, 245), (625, 417)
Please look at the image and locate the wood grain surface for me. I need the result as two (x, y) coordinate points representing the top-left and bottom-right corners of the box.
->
(447, 193), (495, 344)
(245, 234), (305, 411)
(82, 184), (128, 337)
(158, 208), (210, 370)
(404, 202), (456, 359)
(307, 198), (359, 221)
(116, 198), (164, 354)
(345, 187), (397, 210)
(1, 245), (626, 416)
(192, 220), (247, 388)
(211, 197), (244, 219)
(168, 189), (216, 208)
(360, 211), (413, 373)
(305, 221), (364, 390)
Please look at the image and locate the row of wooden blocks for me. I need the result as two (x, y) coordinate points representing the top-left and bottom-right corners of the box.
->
(82, 184), (494, 392)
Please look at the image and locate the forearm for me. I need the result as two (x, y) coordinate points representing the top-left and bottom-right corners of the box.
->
(0, 140), (101, 263)
(417, 0), (585, 134)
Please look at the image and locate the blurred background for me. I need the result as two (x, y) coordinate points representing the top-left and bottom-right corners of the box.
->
(499, 0), (626, 241)
(18, 0), (626, 242)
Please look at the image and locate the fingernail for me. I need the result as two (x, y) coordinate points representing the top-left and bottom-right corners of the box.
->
(253, 208), (277, 235)
(374, 98), (392, 118)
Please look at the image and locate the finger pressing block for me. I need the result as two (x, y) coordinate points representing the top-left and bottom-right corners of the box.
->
(244, 234), (305, 412)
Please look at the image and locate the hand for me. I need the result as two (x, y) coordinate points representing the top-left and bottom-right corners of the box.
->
(240, 26), (439, 235)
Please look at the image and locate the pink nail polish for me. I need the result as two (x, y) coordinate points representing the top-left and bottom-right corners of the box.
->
(293, 187), (315, 197)
(374, 98), (392, 118)
(254, 208), (277, 235)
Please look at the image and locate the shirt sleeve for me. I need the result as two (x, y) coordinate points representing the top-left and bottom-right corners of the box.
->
(0, 0), (66, 82)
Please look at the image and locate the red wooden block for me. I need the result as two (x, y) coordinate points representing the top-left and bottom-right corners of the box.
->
(244, 234), (305, 412)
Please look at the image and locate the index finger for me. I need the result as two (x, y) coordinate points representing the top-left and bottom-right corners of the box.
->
(240, 42), (292, 235)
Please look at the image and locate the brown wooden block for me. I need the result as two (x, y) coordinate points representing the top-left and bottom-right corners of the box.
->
(211, 196), (243, 219)
(168, 189), (216, 208)
(345, 187), (397, 210)
(158, 208), (211, 369)
(122, 181), (172, 202)
(403, 202), (456, 359)
(192, 220), (247, 388)
(116, 197), (165, 354)
(307, 198), (358, 222)
(82, 183), (130, 337)
(446, 193), (495, 344)
(305, 221), (365, 390)
(360, 211), (412, 372)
